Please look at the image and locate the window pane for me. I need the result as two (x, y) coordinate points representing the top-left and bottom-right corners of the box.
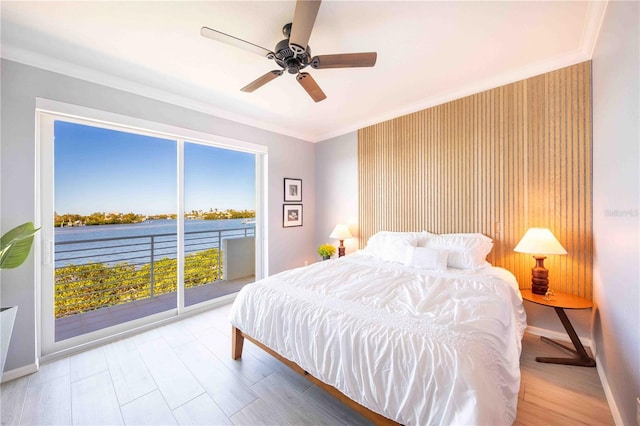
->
(183, 142), (256, 307)
(54, 121), (177, 341)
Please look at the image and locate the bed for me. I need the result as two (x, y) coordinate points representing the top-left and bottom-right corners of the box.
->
(229, 231), (527, 425)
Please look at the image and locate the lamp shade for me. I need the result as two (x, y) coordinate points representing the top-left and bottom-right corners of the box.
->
(514, 228), (567, 255)
(329, 224), (352, 240)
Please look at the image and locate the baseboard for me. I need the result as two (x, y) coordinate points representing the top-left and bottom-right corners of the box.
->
(595, 354), (624, 425)
(525, 325), (592, 348)
(1, 361), (39, 384)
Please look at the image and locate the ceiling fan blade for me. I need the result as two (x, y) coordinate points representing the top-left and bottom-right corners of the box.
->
(296, 72), (326, 102)
(201, 26), (273, 58)
(311, 52), (377, 69)
(241, 70), (284, 92)
(289, 0), (321, 54)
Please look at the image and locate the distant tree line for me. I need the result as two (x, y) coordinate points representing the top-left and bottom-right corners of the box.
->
(54, 209), (255, 227)
(198, 209), (255, 220)
(55, 212), (145, 227)
(147, 213), (178, 220)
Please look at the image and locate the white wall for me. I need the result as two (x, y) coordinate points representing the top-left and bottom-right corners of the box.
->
(591, 2), (640, 424)
(0, 59), (316, 372)
(314, 132), (358, 260)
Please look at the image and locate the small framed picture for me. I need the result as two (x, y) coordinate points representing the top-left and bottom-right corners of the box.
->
(284, 178), (302, 202)
(283, 204), (303, 227)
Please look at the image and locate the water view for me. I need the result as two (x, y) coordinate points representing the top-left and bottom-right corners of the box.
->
(55, 218), (255, 267)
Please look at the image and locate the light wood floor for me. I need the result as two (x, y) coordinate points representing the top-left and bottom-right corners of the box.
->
(1, 303), (614, 425)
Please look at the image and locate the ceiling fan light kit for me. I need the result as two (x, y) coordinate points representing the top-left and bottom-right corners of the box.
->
(201, 0), (377, 102)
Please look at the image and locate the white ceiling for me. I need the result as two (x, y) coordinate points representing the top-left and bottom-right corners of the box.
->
(0, 1), (606, 142)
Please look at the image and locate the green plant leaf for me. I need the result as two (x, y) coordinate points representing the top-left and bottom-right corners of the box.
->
(0, 222), (41, 269)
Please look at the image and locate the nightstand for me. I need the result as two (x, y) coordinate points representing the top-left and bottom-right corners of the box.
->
(521, 289), (596, 367)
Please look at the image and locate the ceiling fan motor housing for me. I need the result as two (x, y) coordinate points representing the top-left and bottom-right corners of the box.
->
(274, 38), (311, 74)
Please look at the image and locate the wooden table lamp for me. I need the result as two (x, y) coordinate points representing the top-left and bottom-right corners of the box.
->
(330, 224), (352, 257)
(514, 227), (567, 295)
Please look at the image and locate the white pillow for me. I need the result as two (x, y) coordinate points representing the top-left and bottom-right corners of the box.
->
(425, 233), (493, 269)
(404, 246), (448, 271)
(363, 231), (426, 263)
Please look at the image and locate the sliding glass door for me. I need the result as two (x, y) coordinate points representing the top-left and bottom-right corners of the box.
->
(38, 103), (264, 356)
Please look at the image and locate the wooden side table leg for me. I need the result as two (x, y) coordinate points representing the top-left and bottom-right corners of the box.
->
(536, 307), (596, 367)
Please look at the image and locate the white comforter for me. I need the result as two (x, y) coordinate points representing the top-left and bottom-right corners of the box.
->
(230, 252), (527, 425)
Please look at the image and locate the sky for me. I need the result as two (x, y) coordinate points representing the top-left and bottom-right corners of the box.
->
(54, 120), (255, 215)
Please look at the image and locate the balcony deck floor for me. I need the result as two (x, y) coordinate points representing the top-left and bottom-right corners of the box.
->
(55, 277), (254, 341)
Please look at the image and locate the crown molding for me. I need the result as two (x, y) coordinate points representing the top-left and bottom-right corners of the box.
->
(0, 44), (315, 143)
(580, 0), (609, 59)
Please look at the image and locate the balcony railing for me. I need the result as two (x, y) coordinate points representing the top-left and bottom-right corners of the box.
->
(54, 227), (254, 319)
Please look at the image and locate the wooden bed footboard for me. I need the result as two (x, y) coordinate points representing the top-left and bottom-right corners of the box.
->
(230, 326), (399, 425)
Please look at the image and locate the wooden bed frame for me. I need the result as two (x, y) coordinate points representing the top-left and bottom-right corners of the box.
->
(231, 326), (399, 425)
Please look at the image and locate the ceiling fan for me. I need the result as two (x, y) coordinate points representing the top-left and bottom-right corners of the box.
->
(200, 0), (377, 102)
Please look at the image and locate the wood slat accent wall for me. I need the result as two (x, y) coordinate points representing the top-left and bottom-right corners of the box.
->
(358, 61), (592, 298)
